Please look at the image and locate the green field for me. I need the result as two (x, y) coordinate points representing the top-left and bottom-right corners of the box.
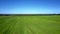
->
(0, 16), (60, 34)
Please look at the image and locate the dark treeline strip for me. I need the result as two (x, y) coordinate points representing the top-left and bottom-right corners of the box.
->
(0, 14), (60, 16)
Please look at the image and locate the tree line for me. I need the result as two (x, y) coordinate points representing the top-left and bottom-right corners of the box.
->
(0, 14), (60, 16)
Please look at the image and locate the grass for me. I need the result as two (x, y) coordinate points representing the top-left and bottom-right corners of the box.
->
(0, 16), (60, 34)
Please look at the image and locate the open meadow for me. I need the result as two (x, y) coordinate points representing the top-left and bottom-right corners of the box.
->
(0, 16), (60, 34)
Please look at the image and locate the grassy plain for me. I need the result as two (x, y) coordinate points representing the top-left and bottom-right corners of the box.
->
(0, 16), (60, 34)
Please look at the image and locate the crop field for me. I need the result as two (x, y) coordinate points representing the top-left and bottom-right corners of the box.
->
(0, 16), (60, 34)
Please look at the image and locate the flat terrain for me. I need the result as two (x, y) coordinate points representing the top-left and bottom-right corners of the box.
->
(0, 16), (60, 34)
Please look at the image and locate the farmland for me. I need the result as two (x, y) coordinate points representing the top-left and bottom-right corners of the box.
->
(0, 16), (60, 34)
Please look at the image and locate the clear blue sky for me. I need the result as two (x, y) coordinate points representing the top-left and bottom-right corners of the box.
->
(0, 0), (60, 14)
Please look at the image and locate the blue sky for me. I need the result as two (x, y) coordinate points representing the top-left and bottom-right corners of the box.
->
(0, 0), (60, 14)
